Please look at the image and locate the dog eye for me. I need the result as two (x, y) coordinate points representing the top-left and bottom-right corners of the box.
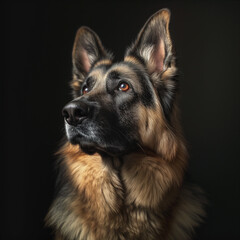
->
(118, 82), (130, 92)
(82, 86), (89, 95)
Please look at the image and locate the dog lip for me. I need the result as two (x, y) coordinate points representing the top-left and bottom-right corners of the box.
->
(76, 116), (87, 125)
(65, 116), (87, 126)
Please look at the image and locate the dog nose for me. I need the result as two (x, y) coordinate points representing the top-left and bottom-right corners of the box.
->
(62, 101), (88, 126)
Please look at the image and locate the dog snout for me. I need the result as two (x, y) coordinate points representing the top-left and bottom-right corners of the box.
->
(62, 101), (89, 126)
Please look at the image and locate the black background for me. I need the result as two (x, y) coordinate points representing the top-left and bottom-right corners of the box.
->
(3, 1), (240, 240)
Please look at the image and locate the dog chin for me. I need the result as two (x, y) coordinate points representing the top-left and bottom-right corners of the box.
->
(67, 134), (96, 155)
(79, 142), (98, 155)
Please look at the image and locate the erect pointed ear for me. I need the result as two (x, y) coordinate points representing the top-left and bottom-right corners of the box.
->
(125, 9), (172, 74)
(71, 27), (112, 96)
(125, 9), (177, 120)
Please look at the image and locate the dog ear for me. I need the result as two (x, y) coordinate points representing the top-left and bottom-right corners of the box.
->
(71, 27), (111, 96)
(125, 9), (177, 119)
(126, 9), (172, 74)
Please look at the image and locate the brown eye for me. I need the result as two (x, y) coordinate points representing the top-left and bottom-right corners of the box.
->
(82, 87), (89, 95)
(118, 82), (130, 92)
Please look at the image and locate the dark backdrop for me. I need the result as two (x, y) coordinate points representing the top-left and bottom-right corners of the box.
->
(3, 1), (240, 240)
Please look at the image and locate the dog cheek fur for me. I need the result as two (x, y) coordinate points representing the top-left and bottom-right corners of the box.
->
(134, 89), (189, 209)
(137, 103), (181, 161)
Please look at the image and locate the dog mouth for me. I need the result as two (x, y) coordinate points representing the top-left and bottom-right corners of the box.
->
(65, 121), (132, 156)
(65, 122), (97, 154)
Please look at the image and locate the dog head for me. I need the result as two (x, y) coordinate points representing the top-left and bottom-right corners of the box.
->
(62, 9), (179, 158)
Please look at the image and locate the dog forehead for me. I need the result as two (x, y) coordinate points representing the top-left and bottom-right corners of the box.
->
(88, 66), (106, 80)
(90, 62), (137, 78)
(89, 61), (144, 92)
(108, 63), (137, 78)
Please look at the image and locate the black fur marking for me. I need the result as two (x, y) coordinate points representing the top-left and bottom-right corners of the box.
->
(158, 74), (179, 121)
(108, 70), (121, 80)
(85, 76), (96, 87)
(117, 92), (139, 112)
(145, 118), (149, 130)
(105, 72), (140, 111)
(123, 61), (155, 107)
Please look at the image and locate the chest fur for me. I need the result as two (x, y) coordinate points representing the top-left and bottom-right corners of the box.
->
(48, 152), (186, 240)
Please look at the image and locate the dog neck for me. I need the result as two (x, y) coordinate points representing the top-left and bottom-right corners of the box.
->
(59, 142), (187, 209)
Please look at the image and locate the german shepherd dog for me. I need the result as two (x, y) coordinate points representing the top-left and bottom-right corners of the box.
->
(46, 9), (205, 240)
